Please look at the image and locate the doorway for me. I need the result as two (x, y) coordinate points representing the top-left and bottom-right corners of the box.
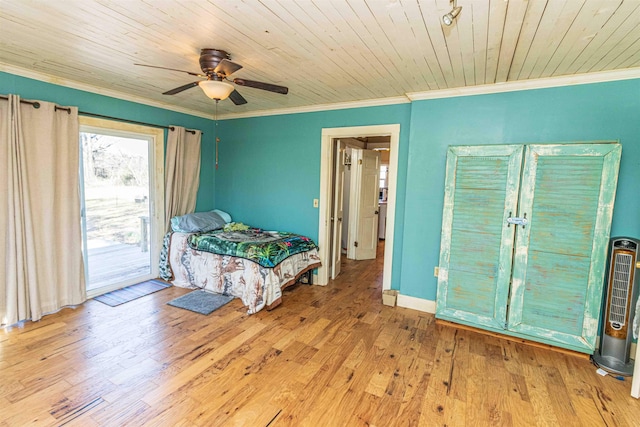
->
(317, 124), (400, 290)
(79, 117), (165, 298)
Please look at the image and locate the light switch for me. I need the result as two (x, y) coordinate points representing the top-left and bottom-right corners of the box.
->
(313, 198), (319, 208)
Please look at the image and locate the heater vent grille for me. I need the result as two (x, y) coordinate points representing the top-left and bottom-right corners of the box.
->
(608, 252), (633, 326)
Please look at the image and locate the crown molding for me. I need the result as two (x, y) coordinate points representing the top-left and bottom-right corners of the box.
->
(0, 62), (410, 121)
(4, 61), (639, 122)
(221, 68), (640, 119)
(0, 63), (214, 120)
(406, 68), (640, 101)
(218, 95), (411, 120)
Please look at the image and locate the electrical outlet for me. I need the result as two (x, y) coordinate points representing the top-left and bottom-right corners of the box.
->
(313, 198), (319, 208)
(434, 267), (439, 278)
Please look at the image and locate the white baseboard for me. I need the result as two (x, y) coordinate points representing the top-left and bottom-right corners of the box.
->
(396, 293), (436, 314)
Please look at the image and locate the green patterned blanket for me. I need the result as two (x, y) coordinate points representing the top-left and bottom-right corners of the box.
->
(188, 228), (318, 268)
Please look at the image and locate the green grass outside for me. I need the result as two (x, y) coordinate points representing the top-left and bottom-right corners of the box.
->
(85, 185), (149, 245)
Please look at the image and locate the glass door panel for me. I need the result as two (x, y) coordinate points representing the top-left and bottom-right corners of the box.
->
(80, 131), (153, 292)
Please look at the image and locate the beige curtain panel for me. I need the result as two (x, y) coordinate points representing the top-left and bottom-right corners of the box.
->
(165, 126), (202, 231)
(0, 95), (86, 326)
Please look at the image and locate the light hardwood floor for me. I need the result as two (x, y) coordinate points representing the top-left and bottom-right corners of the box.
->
(1, 242), (638, 426)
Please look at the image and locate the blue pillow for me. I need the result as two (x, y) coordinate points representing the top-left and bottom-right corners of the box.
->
(171, 211), (228, 233)
(211, 209), (232, 223)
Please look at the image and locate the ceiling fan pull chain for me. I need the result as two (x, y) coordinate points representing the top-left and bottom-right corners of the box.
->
(215, 99), (219, 169)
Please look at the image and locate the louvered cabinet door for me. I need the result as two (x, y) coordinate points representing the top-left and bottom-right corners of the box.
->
(436, 145), (524, 330)
(507, 143), (622, 353)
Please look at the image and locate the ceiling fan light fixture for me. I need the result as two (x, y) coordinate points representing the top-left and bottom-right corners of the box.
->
(199, 80), (234, 100)
(443, 3), (462, 26)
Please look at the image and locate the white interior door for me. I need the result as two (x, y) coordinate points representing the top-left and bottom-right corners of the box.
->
(354, 149), (381, 260)
(331, 146), (346, 279)
(633, 344), (640, 398)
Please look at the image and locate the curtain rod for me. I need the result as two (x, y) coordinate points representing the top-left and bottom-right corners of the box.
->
(77, 111), (199, 134)
(0, 94), (200, 135)
(0, 94), (41, 108)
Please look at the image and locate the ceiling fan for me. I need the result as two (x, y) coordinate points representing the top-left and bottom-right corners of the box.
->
(135, 49), (289, 105)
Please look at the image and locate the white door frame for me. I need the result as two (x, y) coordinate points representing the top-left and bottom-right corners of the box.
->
(79, 116), (165, 298)
(318, 124), (400, 289)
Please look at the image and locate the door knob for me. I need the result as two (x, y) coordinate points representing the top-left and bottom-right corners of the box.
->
(374, 210), (379, 215)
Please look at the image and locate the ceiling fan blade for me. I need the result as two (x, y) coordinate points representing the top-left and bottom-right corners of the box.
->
(228, 90), (248, 105)
(214, 59), (243, 76)
(233, 78), (288, 94)
(163, 81), (201, 95)
(135, 63), (205, 77)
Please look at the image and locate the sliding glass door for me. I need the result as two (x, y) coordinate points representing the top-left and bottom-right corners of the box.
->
(79, 118), (164, 296)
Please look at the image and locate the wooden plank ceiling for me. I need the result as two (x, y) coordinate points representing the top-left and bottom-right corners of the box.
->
(0, 0), (639, 118)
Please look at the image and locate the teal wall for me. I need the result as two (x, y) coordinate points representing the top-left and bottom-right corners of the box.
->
(403, 79), (640, 300)
(0, 72), (217, 210)
(217, 79), (640, 302)
(215, 104), (412, 290)
(3, 70), (639, 304)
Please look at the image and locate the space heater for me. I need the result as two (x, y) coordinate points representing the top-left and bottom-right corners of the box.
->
(593, 237), (640, 375)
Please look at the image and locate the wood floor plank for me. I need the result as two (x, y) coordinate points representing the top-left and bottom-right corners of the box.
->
(395, 356), (430, 425)
(522, 363), (562, 425)
(89, 398), (151, 426)
(2, 241), (639, 426)
(0, 379), (70, 426)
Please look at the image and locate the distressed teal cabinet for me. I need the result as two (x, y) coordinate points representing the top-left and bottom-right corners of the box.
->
(436, 143), (621, 353)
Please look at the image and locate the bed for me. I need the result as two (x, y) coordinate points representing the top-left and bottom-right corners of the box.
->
(159, 211), (321, 314)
